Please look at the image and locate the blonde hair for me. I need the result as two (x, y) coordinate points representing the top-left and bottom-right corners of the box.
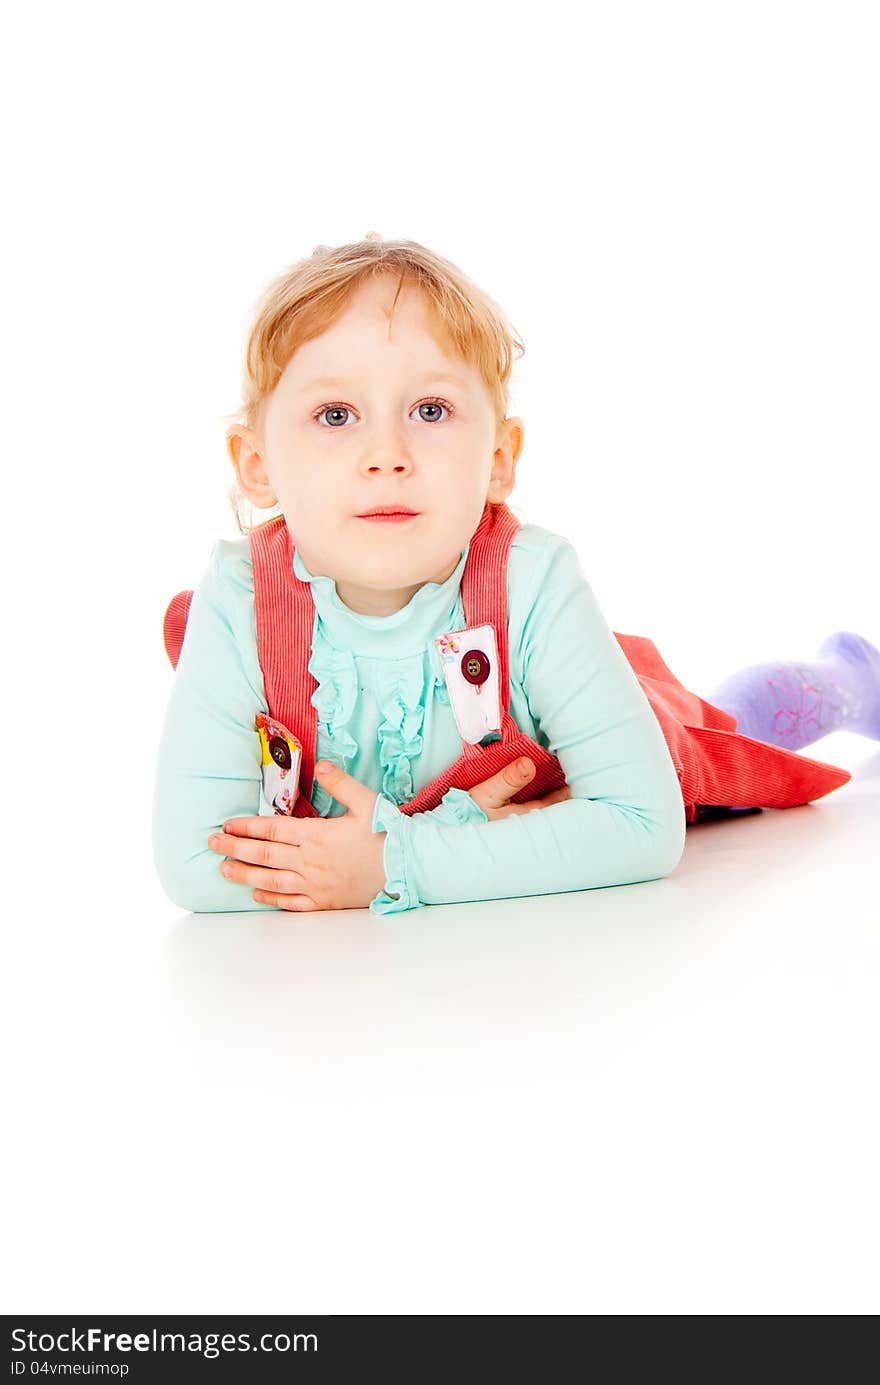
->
(224, 233), (525, 534)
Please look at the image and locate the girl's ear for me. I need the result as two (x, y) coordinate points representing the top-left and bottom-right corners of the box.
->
(226, 426), (278, 509)
(489, 416), (523, 502)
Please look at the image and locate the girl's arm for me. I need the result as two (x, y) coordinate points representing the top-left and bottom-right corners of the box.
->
(368, 533), (687, 914)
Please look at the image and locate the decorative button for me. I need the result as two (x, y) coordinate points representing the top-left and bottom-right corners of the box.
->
(461, 649), (490, 688)
(255, 712), (302, 816)
(268, 735), (292, 769)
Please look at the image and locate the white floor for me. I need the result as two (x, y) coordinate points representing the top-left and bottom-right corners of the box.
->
(6, 736), (878, 1315)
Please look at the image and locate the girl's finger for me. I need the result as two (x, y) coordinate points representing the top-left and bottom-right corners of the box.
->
(208, 828), (302, 868)
(220, 816), (303, 842)
(467, 757), (537, 813)
(470, 777), (572, 822)
(220, 858), (308, 893)
(252, 889), (320, 912)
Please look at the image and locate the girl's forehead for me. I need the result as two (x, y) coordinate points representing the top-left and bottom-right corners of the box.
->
(280, 324), (474, 393)
(271, 276), (482, 396)
(317, 283), (453, 350)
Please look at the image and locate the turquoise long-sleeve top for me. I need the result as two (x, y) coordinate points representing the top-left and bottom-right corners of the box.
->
(151, 522), (687, 916)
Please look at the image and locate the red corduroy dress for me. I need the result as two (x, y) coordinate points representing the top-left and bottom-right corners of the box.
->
(163, 502), (851, 822)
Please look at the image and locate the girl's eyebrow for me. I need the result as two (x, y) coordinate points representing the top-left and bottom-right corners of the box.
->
(297, 370), (470, 392)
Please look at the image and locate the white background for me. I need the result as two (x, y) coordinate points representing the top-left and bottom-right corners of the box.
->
(3, 0), (878, 1315)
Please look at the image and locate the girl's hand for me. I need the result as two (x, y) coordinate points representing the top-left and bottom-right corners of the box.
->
(207, 761), (385, 912)
(464, 756), (572, 821)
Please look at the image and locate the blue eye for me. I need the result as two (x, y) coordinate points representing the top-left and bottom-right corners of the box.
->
(312, 398), (455, 427)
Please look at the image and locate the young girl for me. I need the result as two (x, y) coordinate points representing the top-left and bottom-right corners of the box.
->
(152, 235), (878, 916)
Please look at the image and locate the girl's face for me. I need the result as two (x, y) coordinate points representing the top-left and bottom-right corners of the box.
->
(229, 275), (523, 617)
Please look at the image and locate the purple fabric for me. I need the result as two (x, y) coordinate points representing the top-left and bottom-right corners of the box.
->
(707, 631), (880, 751)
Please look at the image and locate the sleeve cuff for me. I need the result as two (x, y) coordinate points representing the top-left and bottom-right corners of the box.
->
(368, 793), (421, 915)
(367, 788), (489, 916)
(427, 785), (490, 826)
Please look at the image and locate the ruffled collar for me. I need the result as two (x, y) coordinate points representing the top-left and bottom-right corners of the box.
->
(292, 541), (470, 657)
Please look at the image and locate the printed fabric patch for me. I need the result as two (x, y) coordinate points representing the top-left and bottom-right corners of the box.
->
(255, 712), (303, 816)
(434, 624), (502, 746)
